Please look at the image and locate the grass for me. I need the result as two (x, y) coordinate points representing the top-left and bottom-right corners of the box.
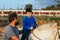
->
(0, 16), (60, 28)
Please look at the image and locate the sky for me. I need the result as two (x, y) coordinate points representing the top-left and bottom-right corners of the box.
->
(0, 0), (59, 9)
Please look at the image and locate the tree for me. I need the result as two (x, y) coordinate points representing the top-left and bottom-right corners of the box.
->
(41, 4), (60, 10)
(56, 4), (60, 7)
(24, 4), (33, 10)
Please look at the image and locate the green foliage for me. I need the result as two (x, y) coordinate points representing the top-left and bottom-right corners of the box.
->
(24, 4), (33, 10)
(41, 4), (60, 10)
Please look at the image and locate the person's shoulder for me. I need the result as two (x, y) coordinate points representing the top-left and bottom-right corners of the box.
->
(32, 16), (35, 20)
(4, 25), (12, 34)
(24, 16), (27, 18)
(4, 25), (12, 31)
(23, 16), (28, 19)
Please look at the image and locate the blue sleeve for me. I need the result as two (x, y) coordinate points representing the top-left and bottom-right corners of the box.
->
(22, 18), (30, 30)
(33, 18), (38, 29)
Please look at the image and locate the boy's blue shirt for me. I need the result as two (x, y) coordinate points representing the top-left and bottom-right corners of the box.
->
(22, 16), (37, 30)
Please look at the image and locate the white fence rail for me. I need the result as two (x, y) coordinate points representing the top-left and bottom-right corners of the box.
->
(0, 10), (60, 17)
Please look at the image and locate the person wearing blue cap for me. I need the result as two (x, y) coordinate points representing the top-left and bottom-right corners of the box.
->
(21, 8), (37, 40)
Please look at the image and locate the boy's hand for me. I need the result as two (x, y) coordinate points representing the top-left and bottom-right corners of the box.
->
(30, 27), (33, 30)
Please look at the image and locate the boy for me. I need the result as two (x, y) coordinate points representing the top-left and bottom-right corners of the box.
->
(21, 8), (37, 40)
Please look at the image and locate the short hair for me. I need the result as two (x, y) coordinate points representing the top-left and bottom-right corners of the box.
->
(8, 13), (17, 23)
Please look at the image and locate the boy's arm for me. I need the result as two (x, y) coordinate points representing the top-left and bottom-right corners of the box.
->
(22, 18), (30, 30)
(33, 18), (38, 29)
